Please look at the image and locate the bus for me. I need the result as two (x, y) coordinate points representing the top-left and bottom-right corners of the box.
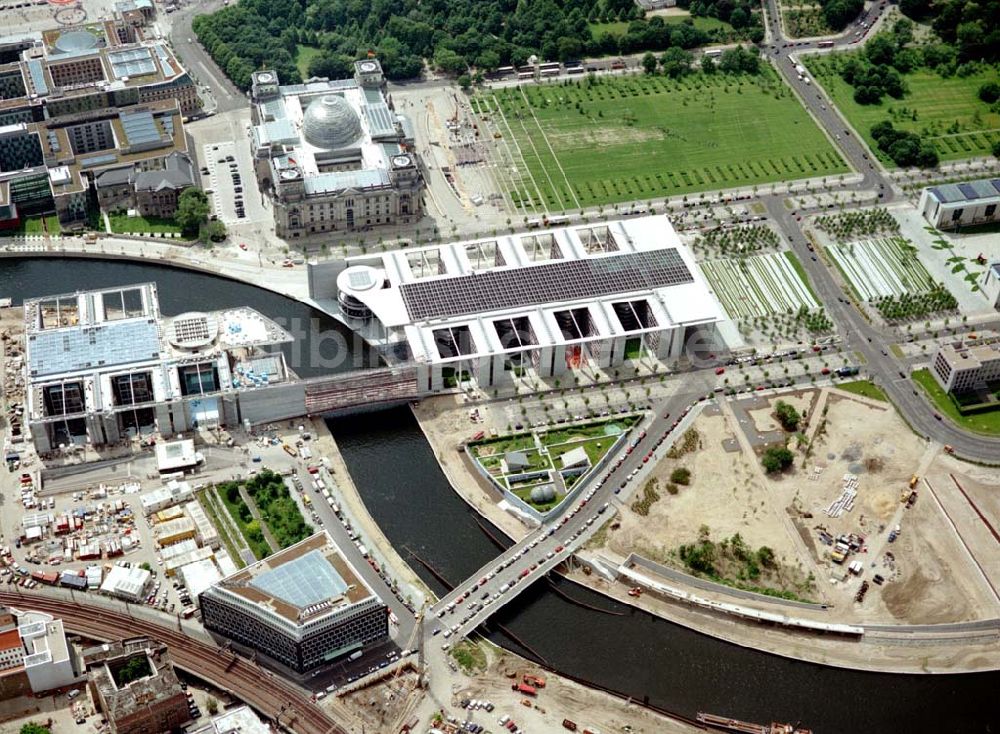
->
(494, 66), (515, 77)
(703, 48), (723, 58)
(517, 71), (535, 81)
(538, 61), (561, 72)
(540, 67), (560, 77)
(817, 40), (835, 48)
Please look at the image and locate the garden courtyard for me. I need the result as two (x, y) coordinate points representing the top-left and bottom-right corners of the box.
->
(469, 416), (638, 512)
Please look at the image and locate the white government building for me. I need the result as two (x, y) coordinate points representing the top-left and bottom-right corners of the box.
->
(249, 59), (423, 240)
(314, 214), (728, 390)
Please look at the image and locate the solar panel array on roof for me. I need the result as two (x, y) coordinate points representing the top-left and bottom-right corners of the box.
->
(28, 318), (160, 377)
(108, 47), (155, 79)
(401, 249), (694, 322)
(930, 178), (1000, 204)
(250, 549), (347, 608)
(119, 109), (160, 147)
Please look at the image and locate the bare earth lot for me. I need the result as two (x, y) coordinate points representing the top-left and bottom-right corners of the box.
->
(592, 387), (1000, 624)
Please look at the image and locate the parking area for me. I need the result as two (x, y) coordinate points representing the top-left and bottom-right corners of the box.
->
(189, 110), (269, 229)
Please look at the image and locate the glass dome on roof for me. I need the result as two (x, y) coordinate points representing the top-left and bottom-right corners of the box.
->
(302, 94), (362, 150)
(54, 30), (101, 54)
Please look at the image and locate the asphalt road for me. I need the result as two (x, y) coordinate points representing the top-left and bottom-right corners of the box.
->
(168, 0), (247, 114)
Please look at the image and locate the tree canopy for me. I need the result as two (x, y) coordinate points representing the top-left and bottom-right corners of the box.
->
(175, 189), (211, 237)
(192, 0), (765, 87)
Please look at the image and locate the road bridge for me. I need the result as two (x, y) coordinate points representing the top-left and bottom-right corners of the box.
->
(428, 384), (711, 644)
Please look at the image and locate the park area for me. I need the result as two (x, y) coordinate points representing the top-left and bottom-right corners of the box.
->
(473, 70), (847, 211)
(804, 54), (1000, 163)
(826, 237), (957, 321)
(469, 416), (637, 512)
(701, 251), (820, 319)
(212, 470), (313, 560)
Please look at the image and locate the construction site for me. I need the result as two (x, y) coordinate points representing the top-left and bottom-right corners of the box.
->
(588, 386), (1000, 626)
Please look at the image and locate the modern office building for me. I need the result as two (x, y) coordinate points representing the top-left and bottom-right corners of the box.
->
(0, 19), (198, 230)
(82, 638), (190, 734)
(200, 531), (388, 673)
(249, 58), (423, 240)
(23, 282), (293, 451)
(315, 214), (728, 390)
(919, 178), (1000, 230)
(931, 342), (1000, 394)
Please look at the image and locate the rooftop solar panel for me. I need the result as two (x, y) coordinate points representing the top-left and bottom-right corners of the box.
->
(28, 319), (160, 377)
(400, 249), (693, 322)
(958, 183), (979, 200)
(250, 549), (347, 608)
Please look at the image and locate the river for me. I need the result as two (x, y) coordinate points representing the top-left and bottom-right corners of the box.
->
(3, 257), (997, 734)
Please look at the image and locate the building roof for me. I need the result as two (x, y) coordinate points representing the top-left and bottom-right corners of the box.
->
(82, 639), (185, 722)
(210, 531), (379, 626)
(0, 627), (21, 652)
(27, 318), (160, 378)
(935, 341), (1000, 371)
(927, 178), (1000, 205)
(335, 216), (727, 363)
(155, 439), (198, 473)
(559, 445), (589, 469)
(191, 705), (271, 734)
(302, 94), (362, 149)
(134, 151), (194, 193)
(178, 558), (222, 600)
(400, 248), (693, 322)
(100, 566), (150, 598)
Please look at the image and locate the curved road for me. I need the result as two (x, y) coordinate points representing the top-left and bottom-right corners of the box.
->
(0, 592), (347, 734)
(756, 0), (1000, 462)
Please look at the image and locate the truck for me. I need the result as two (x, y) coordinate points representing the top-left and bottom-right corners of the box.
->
(562, 720), (578, 731)
(523, 674), (546, 688)
(512, 683), (537, 696)
(835, 365), (860, 378)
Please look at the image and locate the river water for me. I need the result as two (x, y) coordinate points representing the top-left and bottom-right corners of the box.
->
(3, 258), (997, 734)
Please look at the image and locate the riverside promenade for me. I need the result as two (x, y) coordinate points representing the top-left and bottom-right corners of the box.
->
(0, 234), (311, 302)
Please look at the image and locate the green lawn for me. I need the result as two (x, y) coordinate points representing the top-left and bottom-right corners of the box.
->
(912, 368), (1000, 436)
(475, 69), (847, 211)
(8, 214), (60, 236)
(590, 14), (733, 38)
(784, 251), (820, 301)
(108, 213), (183, 235)
(295, 44), (322, 78)
(836, 379), (887, 402)
(804, 54), (1000, 164)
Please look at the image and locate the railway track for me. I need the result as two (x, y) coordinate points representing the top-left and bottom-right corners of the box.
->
(0, 592), (347, 734)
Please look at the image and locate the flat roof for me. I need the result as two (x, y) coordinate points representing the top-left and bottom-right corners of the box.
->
(936, 342), (1000, 370)
(28, 318), (160, 378)
(215, 531), (377, 624)
(400, 248), (693, 322)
